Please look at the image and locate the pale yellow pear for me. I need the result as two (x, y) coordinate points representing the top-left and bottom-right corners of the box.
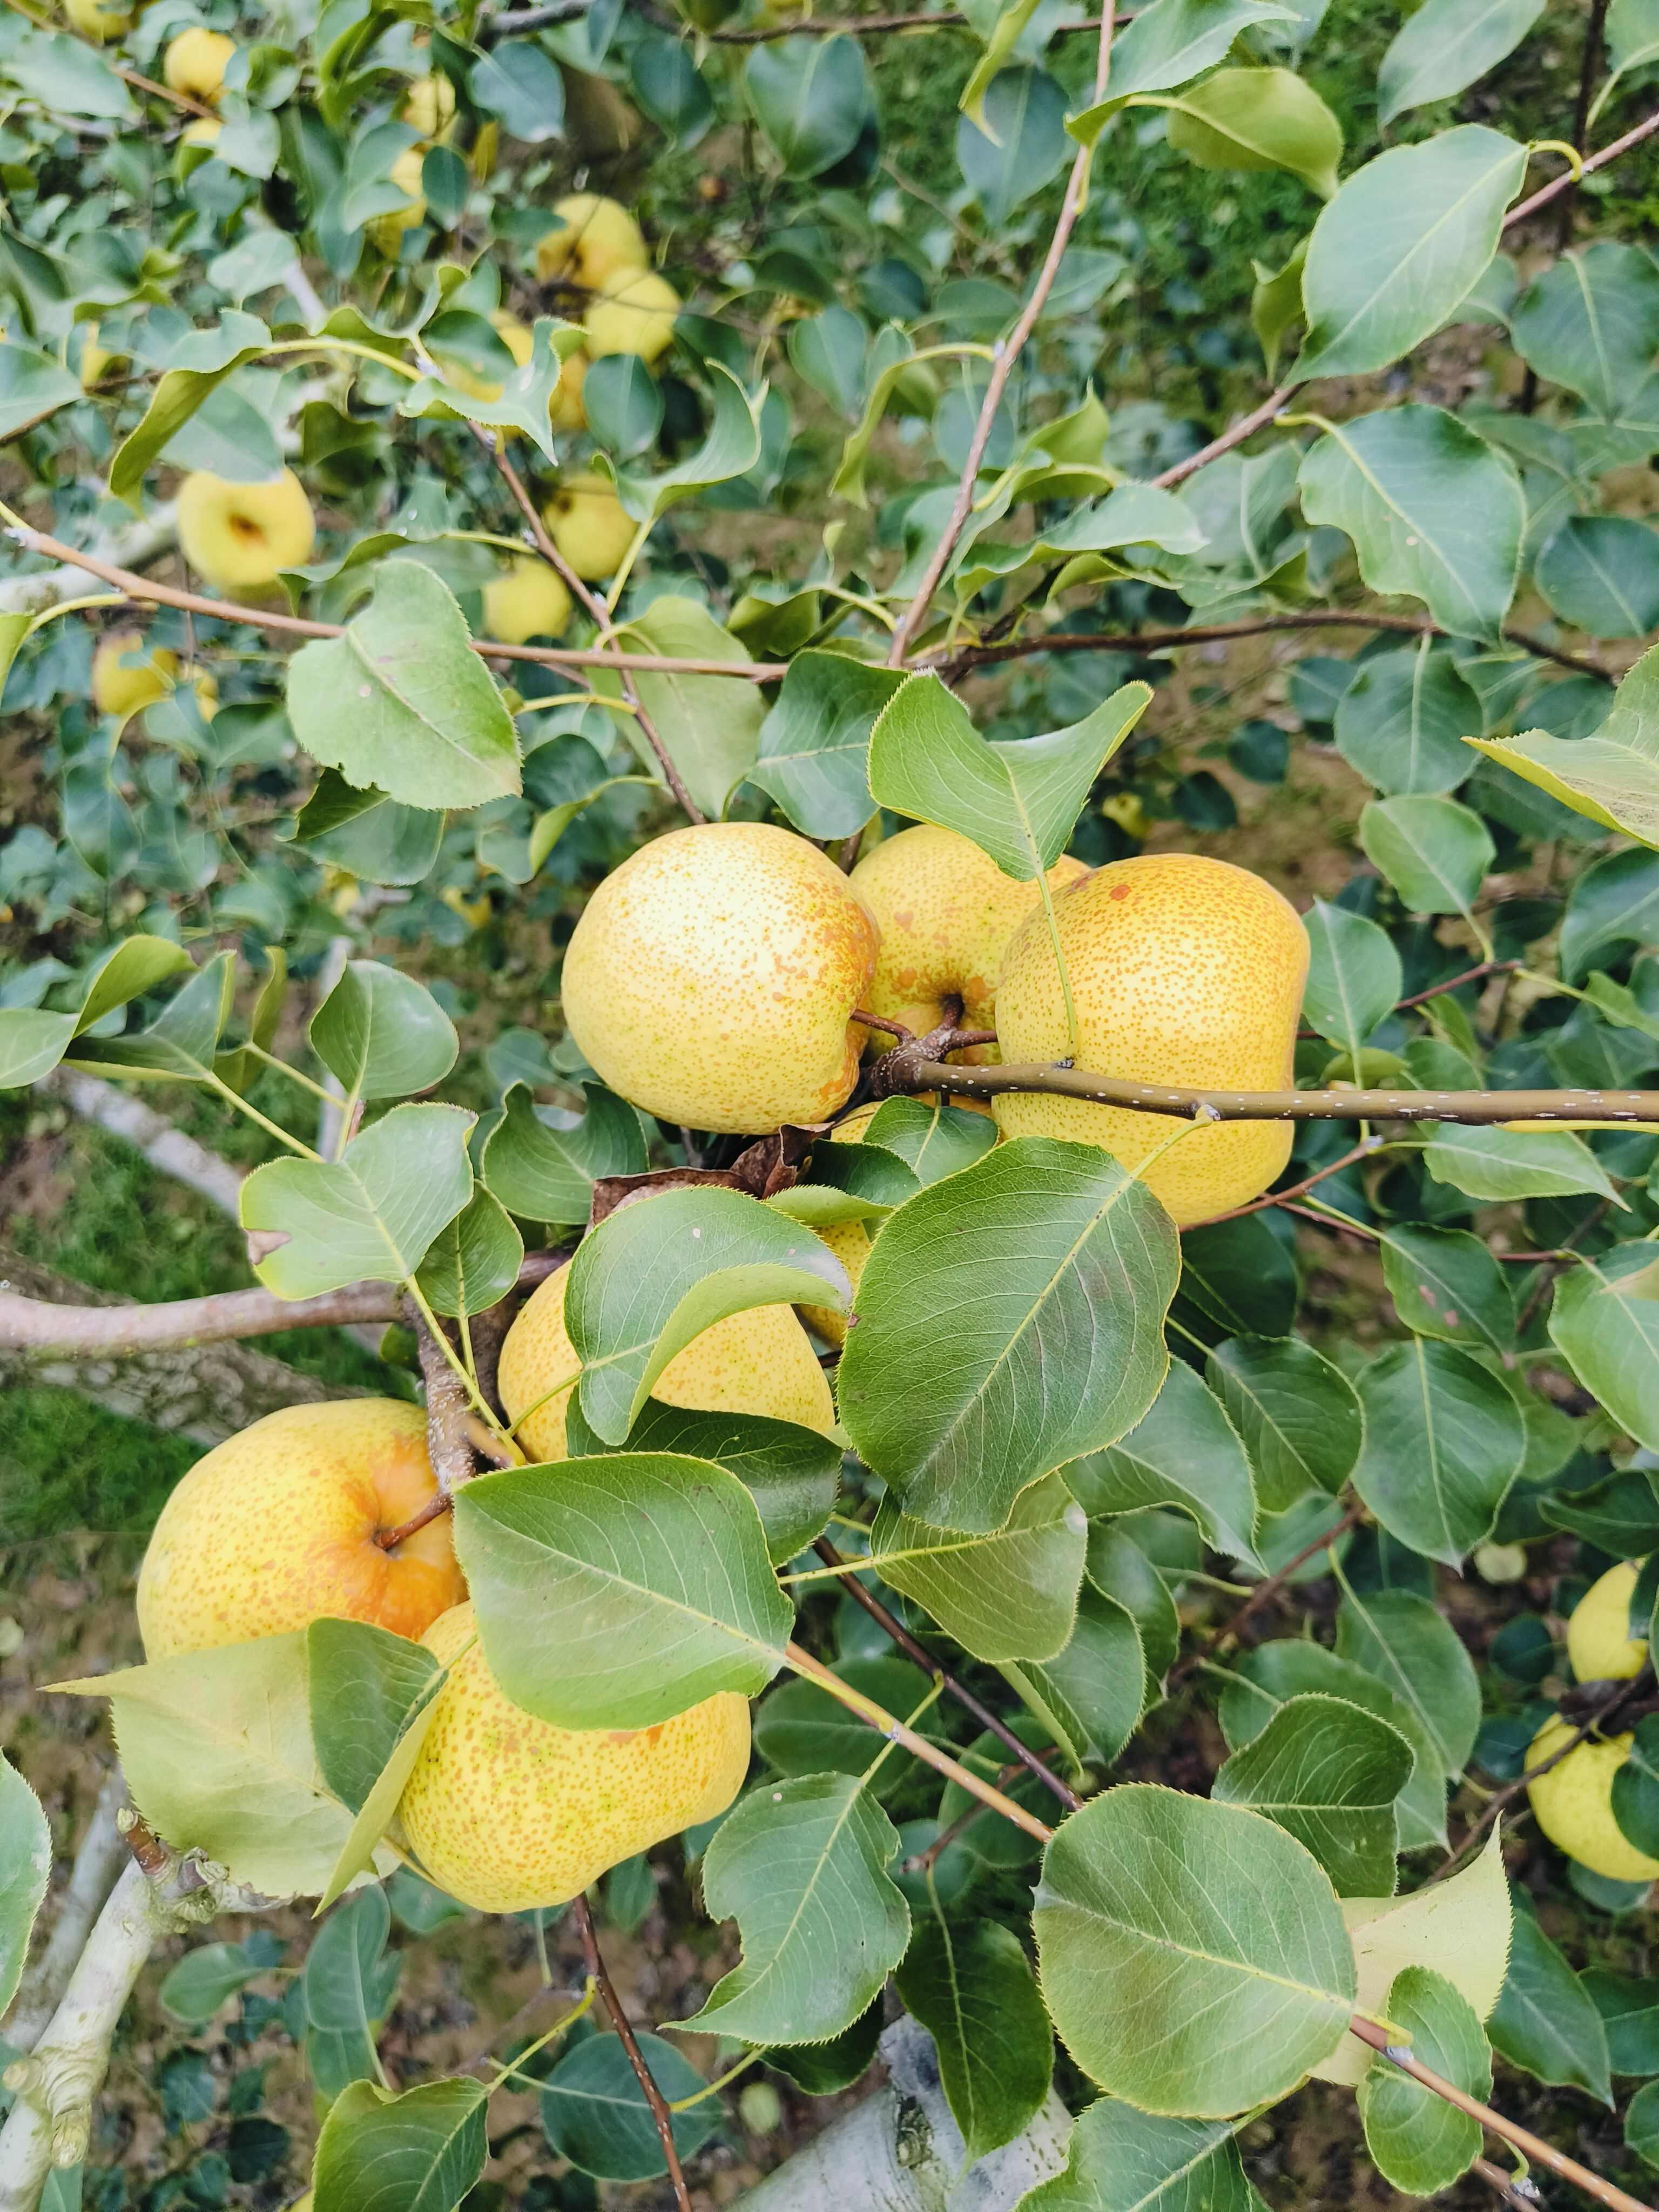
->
(63, 0), (131, 42)
(1527, 1717), (1659, 1884)
(850, 824), (1088, 1052)
(992, 853), (1308, 1226)
(583, 267), (679, 363)
(177, 467), (316, 592)
(797, 1101), (880, 1349)
(542, 472), (633, 580)
(180, 116), (221, 151)
(92, 631), (178, 720)
(498, 1252), (835, 1462)
(560, 822), (880, 1134)
(535, 193), (647, 289)
(137, 1401), (466, 1659)
(396, 1602), (750, 1913)
(1568, 1560), (1649, 1682)
(366, 146), (427, 256)
(164, 26), (236, 103)
(400, 72), (456, 141)
(482, 556), (571, 644)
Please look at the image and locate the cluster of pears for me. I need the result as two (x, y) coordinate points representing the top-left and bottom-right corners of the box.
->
(560, 818), (1309, 1229)
(1527, 1562), (1659, 1884)
(134, 1395), (754, 1913)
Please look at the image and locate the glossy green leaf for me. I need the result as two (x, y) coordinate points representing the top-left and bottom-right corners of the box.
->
(1157, 68), (1342, 198)
(1351, 1338), (1523, 1565)
(0, 934), (192, 1089)
(1333, 643), (1482, 796)
(748, 651), (902, 839)
(1422, 1123), (1620, 1206)
(1071, 0), (1299, 136)
(479, 1082), (647, 1229)
(1336, 1583), (1481, 1777)
(1359, 794), (1494, 916)
(1020, 2102), (1264, 2212)
(753, 1656), (952, 1798)
(1510, 243), (1659, 416)
(1358, 1967), (1488, 2192)
(1065, 1358), (1259, 1563)
(309, 959), (458, 1103)
(1007, 1583), (1145, 1768)
(1613, 1714), (1659, 1857)
(1380, 1224), (1515, 1354)
(539, 2031), (719, 2179)
(0, 1755), (49, 2017)
(872, 1470), (1088, 1662)
(1300, 899), (1402, 1064)
(744, 35), (874, 178)
(1488, 1904), (1612, 2102)
(895, 1920), (1053, 2162)
(1536, 516), (1659, 642)
(606, 597), (767, 821)
(1549, 1243), (1659, 1453)
(1378, 0), (1544, 124)
(1212, 1691), (1410, 1894)
(306, 1618), (441, 1816)
(413, 1189), (523, 1319)
(0, 341), (83, 439)
(958, 68), (1071, 225)
(158, 1939), (275, 2028)
(313, 2076), (488, 2212)
(1467, 642), (1659, 847)
(1205, 1336), (1363, 1509)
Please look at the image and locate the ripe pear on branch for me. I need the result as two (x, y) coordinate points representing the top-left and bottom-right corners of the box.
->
(1526, 1564), (1656, 1882)
(176, 468), (316, 592)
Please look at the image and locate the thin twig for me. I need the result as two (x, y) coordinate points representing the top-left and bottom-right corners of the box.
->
(570, 1897), (692, 2212)
(813, 1537), (1082, 1810)
(1188, 1141), (1379, 1229)
(1166, 1499), (1365, 1689)
(1395, 960), (1519, 1013)
(1348, 2016), (1657, 2212)
(902, 1758), (1029, 1871)
(1507, 104), (1659, 227)
(886, 0), (1117, 663)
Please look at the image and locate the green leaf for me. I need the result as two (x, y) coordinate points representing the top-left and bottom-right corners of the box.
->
(748, 651), (903, 839)
(306, 1619), (441, 1815)
(402, 320), (576, 470)
(1298, 407), (1522, 644)
(1466, 642), (1659, 847)
(895, 1920), (1053, 2162)
(55, 1634), (356, 1897)
(467, 43), (567, 141)
(564, 1398), (840, 1564)
(454, 1454), (792, 1729)
(1422, 1123), (1620, 1206)
(313, 2076), (488, 2212)
(1155, 68), (1342, 199)
(1206, 1336), (1363, 1510)
(0, 934), (194, 1089)
(961, 0), (1043, 132)
(107, 314), (272, 505)
(872, 1470), (1088, 1662)
(1488, 1903), (1612, 2102)
(5, 27), (132, 117)
(1584, 1967), (1659, 2076)
(1359, 1967), (1489, 2193)
(0, 341), (83, 439)
(1630, 2079), (1659, 2175)
(1333, 642), (1483, 795)
(64, 952), (236, 1084)
(303, 1886), (395, 2085)
(414, 1190), (523, 1319)
(1176, 1214), (1299, 1341)
(607, 367), (767, 527)
(1087, 1518), (1182, 1689)
(690, 1774), (911, 2045)
(1359, 794), (1494, 916)
(1007, 1584), (1145, 1768)
(839, 1137), (1179, 1533)
(285, 563), (521, 810)
(867, 673), (1150, 881)
(1069, 0), (1299, 140)
(753, 1657), (952, 1799)
(745, 35), (874, 178)
(1351, 1339), (1524, 1565)
(1510, 242), (1659, 417)
(288, 771), (446, 887)
(1541, 1469), (1659, 1554)
(1252, 235), (1308, 376)
(1019, 2102), (1264, 2212)
(1066, 1358), (1259, 1563)
(539, 2032), (719, 2180)
(851, 1097), (1000, 1185)
(158, 1940), (274, 2028)
(1297, 126), (1528, 381)
(480, 1082), (647, 1229)
(240, 1102), (476, 1299)
(1300, 899), (1401, 1064)
(1034, 1785), (1354, 2115)
(1336, 1584), (1481, 1778)
(1378, 0), (1544, 124)
(1536, 516), (1659, 642)
(1380, 1224), (1516, 1354)
(0, 1755), (49, 2016)
(564, 1186), (848, 1445)
(1613, 1714), (1659, 1858)
(1549, 1243), (1659, 1453)
(1212, 1691), (1411, 1894)
(958, 67), (1071, 226)
(604, 596), (767, 821)
(309, 960), (458, 1103)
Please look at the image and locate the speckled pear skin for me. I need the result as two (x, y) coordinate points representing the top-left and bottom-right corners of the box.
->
(396, 1603), (751, 1913)
(498, 1257), (836, 1463)
(849, 825), (1088, 1055)
(559, 823), (879, 1134)
(136, 1400), (466, 1658)
(992, 853), (1309, 1226)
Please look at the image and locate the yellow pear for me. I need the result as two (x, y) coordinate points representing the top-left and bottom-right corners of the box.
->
(163, 26), (237, 103)
(482, 556), (571, 645)
(1568, 1561), (1648, 1683)
(180, 116), (221, 151)
(366, 146), (427, 256)
(992, 853), (1308, 1226)
(1527, 1718), (1659, 1884)
(498, 1251), (834, 1462)
(77, 326), (120, 389)
(397, 1602), (750, 1913)
(797, 1101), (880, 1349)
(92, 630), (178, 720)
(542, 472), (635, 580)
(535, 193), (647, 290)
(850, 824), (1088, 1053)
(136, 1400), (467, 1659)
(63, 0), (131, 41)
(177, 467), (316, 592)
(561, 822), (880, 1135)
(583, 267), (680, 364)
(400, 72), (456, 141)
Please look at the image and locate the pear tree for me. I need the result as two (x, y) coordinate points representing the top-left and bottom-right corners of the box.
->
(3, 1), (1659, 2208)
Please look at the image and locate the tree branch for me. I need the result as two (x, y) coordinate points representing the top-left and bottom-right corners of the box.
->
(1167, 1499), (1365, 1689)
(569, 1897), (692, 2212)
(1506, 104), (1659, 227)
(45, 1069), (246, 1219)
(1186, 1141), (1380, 1229)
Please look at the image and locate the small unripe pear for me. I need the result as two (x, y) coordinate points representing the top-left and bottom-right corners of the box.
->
(482, 556), (571, 644)
(542, 472), (635, 580)
(535, 193), (648, 290)
(1527, 1717), (1659, 1883)
(136, 1400), (466, 1658)
(993, 853), (1308, 1225)
(1568, 1560), (1649, 1683)
(583, 267), (680, 363)
(177, 467), (315, 592)
(498, 1251), (834, 1462)
(164, 26), (236, 103)
(396, 1601), (751, 1913)
(561, 822), (880, 1135)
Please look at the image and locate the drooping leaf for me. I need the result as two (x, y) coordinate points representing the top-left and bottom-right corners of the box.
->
(107, 314), (272, 504)
(63, 951), (237, 1084)
(871, 1470), (1088, 1663)
(1211, 1691), (1411, 1895)
(1156, 68), (1343, 199)
(306, 1619), (441, 1816)
(1358, 1967), (1489, 2193)
(894, 1920), (1053, 2163)
(838, 1137), (1179, 1533)
(1034, 1786), (1354, 2115)
(690, 1773), (911, 2045)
